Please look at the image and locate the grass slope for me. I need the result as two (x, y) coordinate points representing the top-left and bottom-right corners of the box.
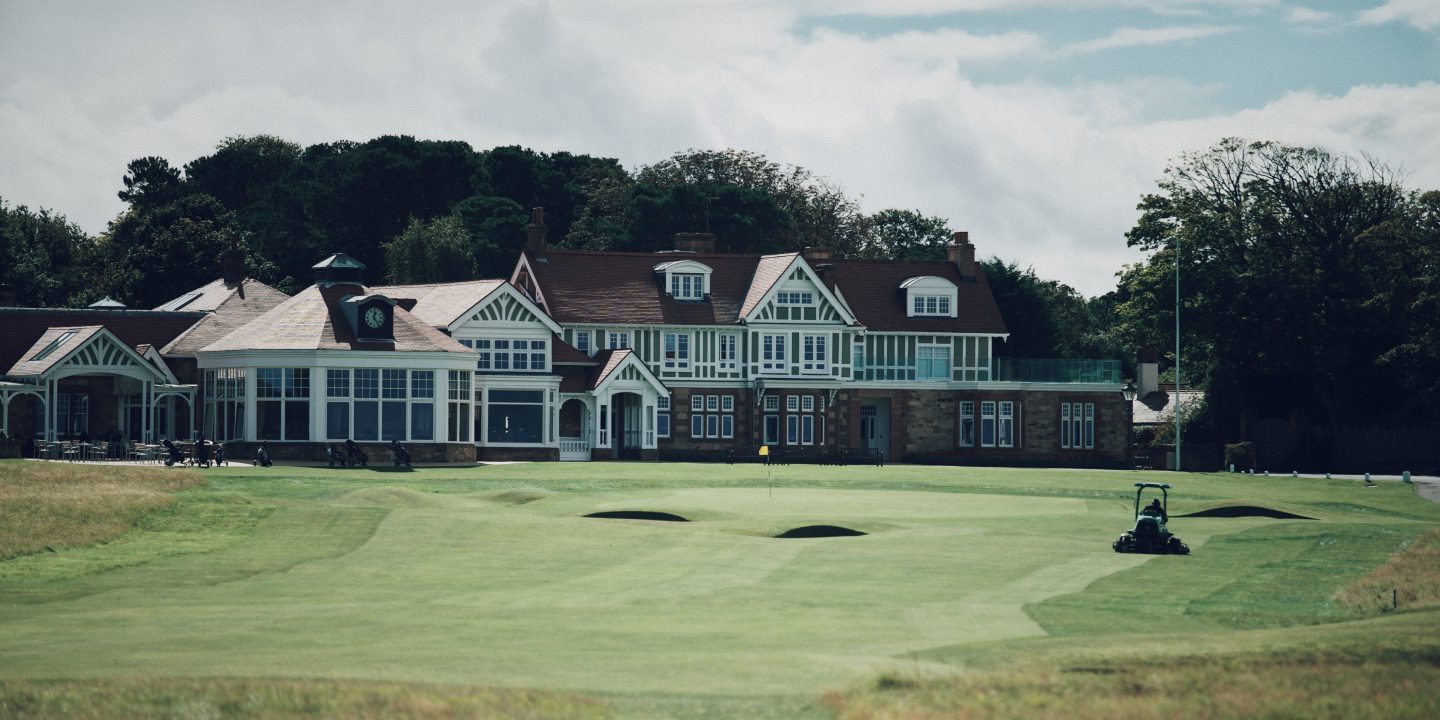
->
(1, 460), (1437, 718)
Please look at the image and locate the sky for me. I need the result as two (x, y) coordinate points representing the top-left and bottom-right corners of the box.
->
(1, 0), (1437, 296)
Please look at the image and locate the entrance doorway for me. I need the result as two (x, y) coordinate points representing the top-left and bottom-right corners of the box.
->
(859, 399), (889, 456)
(610, 392), (643, 459)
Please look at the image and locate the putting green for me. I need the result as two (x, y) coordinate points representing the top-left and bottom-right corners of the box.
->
(0, 488), (1157, 694)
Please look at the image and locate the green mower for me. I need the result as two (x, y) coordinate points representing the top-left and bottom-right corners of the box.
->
(1113, 482), (1190, 555)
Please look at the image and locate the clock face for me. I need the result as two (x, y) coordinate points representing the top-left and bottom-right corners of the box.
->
(364, 306), (386, 329)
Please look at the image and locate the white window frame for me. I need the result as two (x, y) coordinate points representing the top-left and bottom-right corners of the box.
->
(671, 273), (705, 300)
(776, 291), (813, 305)
(574, 330), (591, 354)
(721, 395), (734, 412)
(691, 395), (704, 411)
(718, 333), (738, 371)
(999, 401), (1015, 448)
(664, 332), (691, 370)
(917, 343), (951, 381)
(980, 400), (997, 448)
(761, 334), (787, 372)
(691, 413), (704, 438)
(801, 334), (828, 373)
(706, 395), (720, 412)
(607, 331), (631, 350)
(801, 395), (815, 412)
(786, 395), (800, 412)
(721, 414), (734, 439)
(763, 394), (780, 412)
(958, 400), (975, 447)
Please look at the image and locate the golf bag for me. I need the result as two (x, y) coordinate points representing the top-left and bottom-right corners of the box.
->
(326, 444), (349, 468)
(255, 442), (273, 467)
(390, 439), (411, 467)
(345, 439), (369, 466)
(162, 439), (185, 467)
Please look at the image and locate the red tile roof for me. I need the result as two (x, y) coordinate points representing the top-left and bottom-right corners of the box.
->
(527, 249), (1008, 335)
(827, 259), (1008, 335)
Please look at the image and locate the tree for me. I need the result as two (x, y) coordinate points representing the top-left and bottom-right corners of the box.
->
(382, 216), (477, 284)
(981, 258), (1121, 361)
(450, 195), (528, 277)
(633, 149), (864, 255)
(857, 209), (952, 261)
(1116, 138), (1421, 441)
(90, 193), (237, 308)
(0, 198), (93, 307)
(117, 156), (182, 207)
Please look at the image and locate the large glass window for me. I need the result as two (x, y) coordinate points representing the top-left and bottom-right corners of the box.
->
(469, 338), (547, 372)
(981, 401), (996, 447)
(488, 389), (544, 444)
(257, 368), (309, 441)
(917, 345), (951, 380)
(999, 401), (1015, 448)
(1061, 402), (1094, 450)
(57, 393), (89, 437)
(447, 371), (471, 442)
(205, 368), (246, 442)
(607, 331), (631, 350)
(353, 368), (379, 441)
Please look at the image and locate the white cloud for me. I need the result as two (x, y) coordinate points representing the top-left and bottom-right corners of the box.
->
(1357, 0), (1440, 31)
(0, 1), (1435, 298)
(1285, 7), (1335, 24)
(1058, 24), (1238, 54)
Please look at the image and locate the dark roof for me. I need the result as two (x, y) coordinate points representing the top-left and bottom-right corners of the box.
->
(0, 308), (204, 377)
(158, 278), (291, 356)
(528, 248), (1008, 335)
(827, 259), (1009, 335)
(200, 284), (470, 353)
(6, 326), (105, 376)
(528, 250), (766, 325)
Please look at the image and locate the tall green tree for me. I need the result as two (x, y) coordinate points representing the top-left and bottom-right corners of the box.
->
(857, 209), (952, 261)
(981, 258), (1121, 361)
(1116, 138), (1421, 434)
(91, 193), (238, 308)
(382, 216), (477, 284)
(0, 198), (93, 307)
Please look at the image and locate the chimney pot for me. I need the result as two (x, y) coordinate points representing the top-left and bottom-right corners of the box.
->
(673, 232), (716, 254)
(222, 233), (246, 287)
(1137, 346), (1160, 396)
(527, 207), (548, 257)
(947, 231), (975, 278)
(803, 246), (832, 262)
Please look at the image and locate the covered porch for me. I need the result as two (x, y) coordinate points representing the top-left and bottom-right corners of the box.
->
(1, 326), (196, 444)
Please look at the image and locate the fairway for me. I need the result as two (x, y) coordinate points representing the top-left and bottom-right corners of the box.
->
(2, 461), (1439, 718)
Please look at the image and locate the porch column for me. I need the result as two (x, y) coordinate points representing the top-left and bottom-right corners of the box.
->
(45, 379), (55, 441)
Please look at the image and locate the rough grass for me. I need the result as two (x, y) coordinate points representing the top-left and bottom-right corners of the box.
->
(0, 462), (202, 560)
(1338, 528), (1440, 613)
(0, 677), (608, 720)
(822, 645), (1440, 720)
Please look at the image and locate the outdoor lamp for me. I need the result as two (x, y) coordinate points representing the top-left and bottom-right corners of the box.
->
(1121, 382), (1138, 403)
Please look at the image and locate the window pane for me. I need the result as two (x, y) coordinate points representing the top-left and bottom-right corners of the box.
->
(721, 415), (733, 438)
(692, 414), (704, 438)
(706, 414), (718, 438)
(383, 369), (406, 398)
(258, 402), (282, 440)
(355, 369), (379, 398)
(354, 400), (379, 441)
(488, 404), (543, 443)
(283, 400), (309, 441)
(411, 371), (434, 398)
(327, 401), (349, 440)
(411, 403), (434, 441)
(327, 369), (350, 398)
(257, 368), (282, 398)
(382, 401), (406, 441)
(657, 413), (670, 438)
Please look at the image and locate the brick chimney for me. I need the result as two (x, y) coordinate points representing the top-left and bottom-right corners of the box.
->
(946, 231), (975, 278)
(0, 283), (16, 307)
(1137, 346), (1160, 397)
(803, 246), (832, 262)
(673, 232), (716, 254)
(526, 207), (548, 257)
(222, 233), (246, 287)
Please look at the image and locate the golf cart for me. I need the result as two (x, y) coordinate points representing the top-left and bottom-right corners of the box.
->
(1113, 482), (1189, 555)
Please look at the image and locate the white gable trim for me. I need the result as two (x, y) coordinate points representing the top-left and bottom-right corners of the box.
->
(743, 256), (858, 326)
(592, 352), (669, 397)
(49, 328), (171, 384)
(508, 254), (549, 314)
(449, 283), (561, 334)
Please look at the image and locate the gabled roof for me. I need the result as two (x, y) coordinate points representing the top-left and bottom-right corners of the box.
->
(199, 284), (471, 353)
(0, 308), (203, 379)
(6, 325), (170, 383)
(523, 250), (768, 326)
(158, 278), (291, 356)
(7, 326), (103, 376)
(827, 259), (1008, 335)
(372, 279), (506, 328)
(588, 349), (668, 396)
(739, 253), (799, 318)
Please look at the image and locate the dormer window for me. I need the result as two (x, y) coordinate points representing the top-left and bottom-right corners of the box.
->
(654, 260), (712, 301)
(913, 295), (951, 316)
(671, 273), (704, 300)
(901, 276), (959, 318)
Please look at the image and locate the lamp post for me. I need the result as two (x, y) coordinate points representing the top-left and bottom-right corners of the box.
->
(1174, 235), (1182, 473)
(1122, 382), (1138, 469)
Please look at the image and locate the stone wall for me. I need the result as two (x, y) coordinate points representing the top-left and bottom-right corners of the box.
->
(225, 441), (475, 465)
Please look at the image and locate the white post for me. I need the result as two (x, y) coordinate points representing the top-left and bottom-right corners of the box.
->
(1175, 232), (1182, 473)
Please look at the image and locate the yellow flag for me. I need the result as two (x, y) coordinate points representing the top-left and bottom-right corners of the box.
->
(758, 445), (770, 456)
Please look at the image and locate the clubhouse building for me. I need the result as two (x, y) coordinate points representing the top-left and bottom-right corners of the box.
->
(0, 214), (1128, 466)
